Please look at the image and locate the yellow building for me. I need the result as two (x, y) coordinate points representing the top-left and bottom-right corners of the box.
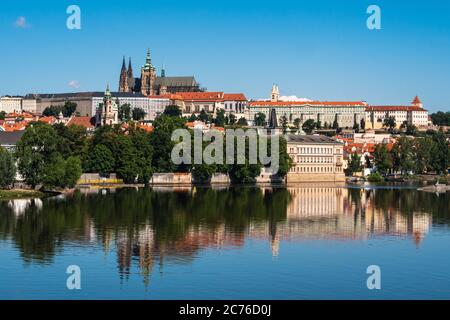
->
(286, 135), (345, 182)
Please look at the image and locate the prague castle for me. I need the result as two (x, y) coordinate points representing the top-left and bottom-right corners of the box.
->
(118, 49), (202, 96)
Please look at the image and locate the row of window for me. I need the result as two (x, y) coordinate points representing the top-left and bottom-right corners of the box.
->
(289, 166), (341, 173)
(289, 147), (339, 155)
(295, 156), (334, 164)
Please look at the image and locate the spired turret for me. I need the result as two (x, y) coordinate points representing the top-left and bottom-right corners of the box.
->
(119, 56), (129, 92)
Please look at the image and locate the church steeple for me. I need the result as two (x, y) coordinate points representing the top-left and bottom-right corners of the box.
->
(143, 48), (152, 70)
(119, 56), (129, 92)
(127, 57), (134, 92)
(161, 63), (166, 77)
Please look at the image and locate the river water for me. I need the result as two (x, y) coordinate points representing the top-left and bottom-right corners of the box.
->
(0, 184), (449, 299)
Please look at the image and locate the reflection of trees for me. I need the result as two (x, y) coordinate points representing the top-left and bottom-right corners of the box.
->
(0, 186), (449, 283)
(0, 187), (291, 283)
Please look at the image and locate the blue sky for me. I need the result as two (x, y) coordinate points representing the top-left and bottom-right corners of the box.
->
(1, 0), (449, 111)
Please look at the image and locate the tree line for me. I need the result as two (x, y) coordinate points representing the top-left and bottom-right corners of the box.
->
(346, 130), (450, 177)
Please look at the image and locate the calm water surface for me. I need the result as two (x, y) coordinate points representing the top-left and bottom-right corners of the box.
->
(1, 184), (450, 299)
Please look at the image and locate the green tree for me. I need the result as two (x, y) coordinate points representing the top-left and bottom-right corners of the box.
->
(0, 147), (16, 189)
(228, 113), (237, 125)
(406, 124), (418, 136)
(430, 131), (450, 174)
(85, 144), (115, 176)
(391, 137), (415, 174)
(373, 144), (392, 175)
(15, 123), (59, 188)
(383, 116), (396, 133)
(214, 109), (226, 127)
(0, 111), (6, 120)
(237, 117), (248, 126)
(187, 113), (198, 122)
(198, 109), (210, 123)
(132, 107), (146, 121)
(360, 118), (366, 131)
(345, 153), (363, 176)
(64, 156), (82, 188)
(118, 104), (132, 122)
(276, 137), (293, 178)
(113, 135), (139, 183)
(332, 118), (339, 130)
(280, 115), (288, 134)
(192, 164), (216, 184)
(63, 101), (77, 117)
(42, 101), (77, 117)
(293, 118), (301, 130)
(150, 114), (186, 173)
(414, 137), (434, 174)
(431, 111), (450, 126)
(129, 127), (153, 184)
(42, 154), (67, 189)
(53, 123), (88, 159)
(163, 105), (182, 118)
(302, 119), (316, 134)
(254, 112), (266, 127)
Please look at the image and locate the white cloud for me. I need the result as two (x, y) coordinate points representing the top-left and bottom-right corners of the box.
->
(14, 16), (30, 28)
(278, 95), (312, 102)
(68, 80), (80, 89)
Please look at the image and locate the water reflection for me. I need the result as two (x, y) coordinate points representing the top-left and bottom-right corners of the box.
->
(0, 186), (449, 283)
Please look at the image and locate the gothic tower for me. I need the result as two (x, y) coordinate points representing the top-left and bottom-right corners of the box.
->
(119, 56), (128, 92)
(140, 49), (157, 96)
(127, 57), (135, 92)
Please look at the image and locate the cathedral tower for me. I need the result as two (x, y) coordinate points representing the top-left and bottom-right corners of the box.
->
(127, 58), (135, 92)
(119, 56), (128, 92)
(140, 49), (157, 96)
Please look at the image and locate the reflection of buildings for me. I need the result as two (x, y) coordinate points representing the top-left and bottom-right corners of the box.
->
(249, 187), (432, 255)
(7, 199), (42, 216)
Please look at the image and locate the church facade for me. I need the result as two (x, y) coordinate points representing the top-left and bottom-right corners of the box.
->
(118, 49), (202, 96)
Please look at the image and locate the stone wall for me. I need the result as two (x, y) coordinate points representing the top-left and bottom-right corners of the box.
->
(77, 173), (123, 185)
(286, 173), (345, 183)
(150, 173), (192, 185)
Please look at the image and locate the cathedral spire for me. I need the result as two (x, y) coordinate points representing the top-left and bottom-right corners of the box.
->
(121, 56), (126, 72)
(128, 57), (133, 73)
(119, 56), (129, 92)
(161, 63), (165, 77)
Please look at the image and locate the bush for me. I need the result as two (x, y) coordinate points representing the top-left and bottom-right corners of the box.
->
(437, 176), (449, 185)
(367, 172), (383, 183)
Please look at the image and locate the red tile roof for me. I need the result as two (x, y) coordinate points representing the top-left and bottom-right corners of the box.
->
(366, 106), (426, 112)
(38, 116), (56, 124)
(223, 93), (247, 101)
(67, 116), (95, 129)
(412, 96), (422, 104)
(176, 92), (224, 101)
(249, 100), (367, 107)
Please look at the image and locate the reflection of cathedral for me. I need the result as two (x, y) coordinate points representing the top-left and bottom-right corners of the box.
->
(118, 49), (202, 96)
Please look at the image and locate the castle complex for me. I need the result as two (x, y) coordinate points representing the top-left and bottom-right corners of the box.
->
(118, 49), (202, 96)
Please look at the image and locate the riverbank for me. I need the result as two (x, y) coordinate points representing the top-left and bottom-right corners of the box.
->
(0, 189), (46, 200)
